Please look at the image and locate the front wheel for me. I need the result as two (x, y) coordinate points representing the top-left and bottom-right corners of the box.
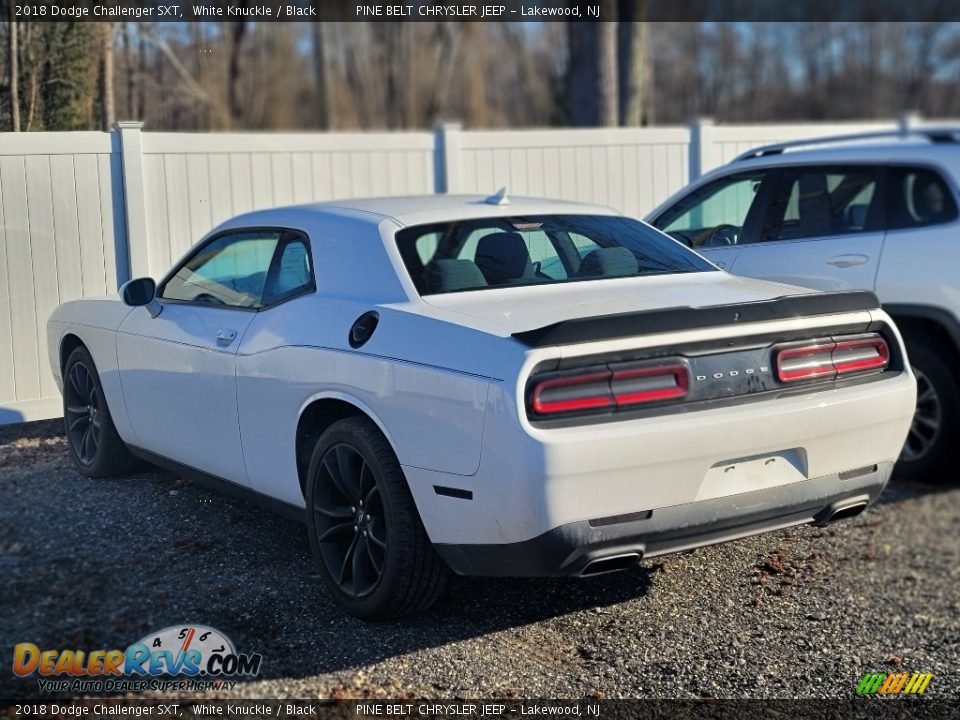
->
(895, 338), (960, 483)
(305, 417), (449, 619)
(63, 346), (137, 478)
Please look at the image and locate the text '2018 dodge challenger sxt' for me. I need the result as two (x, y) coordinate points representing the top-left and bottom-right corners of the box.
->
(48, 194), (916, 618)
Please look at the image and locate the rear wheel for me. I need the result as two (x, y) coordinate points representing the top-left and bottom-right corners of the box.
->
(895, 337), (960, 483)
(305, 417), (449, 619)
(63, 346), (137, 478)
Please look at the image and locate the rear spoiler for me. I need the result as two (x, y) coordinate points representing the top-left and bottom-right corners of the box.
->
(511, 291), (881, 348)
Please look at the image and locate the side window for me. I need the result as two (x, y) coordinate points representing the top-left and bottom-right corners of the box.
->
(760, 166), (880, 241)
(160, 230), (313, 309)
(886, 167), (958, 230)
(570, 232), (600, 258)
(524, 230), (566, 279)
(261, 235), (315, 307)
(653, 171), (767, 248)
(414, 232), (442, 265)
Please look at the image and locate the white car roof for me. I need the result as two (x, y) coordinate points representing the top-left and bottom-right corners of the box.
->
(220, 194), (621, 230)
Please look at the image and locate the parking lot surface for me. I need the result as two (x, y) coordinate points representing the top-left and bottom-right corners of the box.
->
(1, 420), (957, 699)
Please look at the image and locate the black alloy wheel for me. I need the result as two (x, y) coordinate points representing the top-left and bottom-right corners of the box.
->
(305, 417), (450, 619)
(312, 443), (387, 597)
(64, 358), (102, 466)
(62, 346), (138, 478)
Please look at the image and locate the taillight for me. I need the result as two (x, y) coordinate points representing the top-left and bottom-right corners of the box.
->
(530, 372), (614, 414)
(776, 334), (888, 383)
(531, 362), (689, 416)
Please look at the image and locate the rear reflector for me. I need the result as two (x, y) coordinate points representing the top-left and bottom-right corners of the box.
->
(531, 363), (689, 416)
(776, 334), (889, 383)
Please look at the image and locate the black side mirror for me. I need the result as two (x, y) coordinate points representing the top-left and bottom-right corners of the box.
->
(120, 277), (162, 318)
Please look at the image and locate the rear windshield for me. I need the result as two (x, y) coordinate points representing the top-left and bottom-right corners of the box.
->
(395, 214), (715, 296)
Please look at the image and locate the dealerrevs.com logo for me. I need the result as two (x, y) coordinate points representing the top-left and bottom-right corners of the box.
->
(12, 624), (262, 693)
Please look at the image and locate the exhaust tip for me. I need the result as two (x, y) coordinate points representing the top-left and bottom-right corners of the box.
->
(579, 552), (641, 577)
(814, 500), (869, 526)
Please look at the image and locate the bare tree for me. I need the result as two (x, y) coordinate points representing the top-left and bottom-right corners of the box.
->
(228, 20), (249, 127)
(8, 4), (20, 131)
(597, 17), (618, 126)
(618, 0), (651, 125)
(101, 23), (115, 129)
(311, 22), (330, 129)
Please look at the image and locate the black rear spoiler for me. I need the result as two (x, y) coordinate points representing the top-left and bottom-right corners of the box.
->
(511, 291), (881, 348)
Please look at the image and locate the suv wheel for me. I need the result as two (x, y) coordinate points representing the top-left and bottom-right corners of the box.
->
(305, 417), (450, 619)
(895, 337), (959, 483)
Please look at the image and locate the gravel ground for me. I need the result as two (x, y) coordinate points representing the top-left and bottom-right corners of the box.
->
(1, 419), (958, 700)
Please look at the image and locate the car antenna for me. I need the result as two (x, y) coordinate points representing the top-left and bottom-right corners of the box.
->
(484, 187), (510, 206)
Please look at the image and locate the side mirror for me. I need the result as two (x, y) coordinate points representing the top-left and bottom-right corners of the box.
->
(120, 277), (162, 318)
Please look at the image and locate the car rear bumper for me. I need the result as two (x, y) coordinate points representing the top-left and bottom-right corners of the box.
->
(405, 368), (914, 549)
(433, 462), (891, 577)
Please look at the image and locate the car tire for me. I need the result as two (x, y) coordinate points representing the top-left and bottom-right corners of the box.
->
(895, 336), (960, 484)
(305, 416), (450, 620)
(63, 346), (138, 478)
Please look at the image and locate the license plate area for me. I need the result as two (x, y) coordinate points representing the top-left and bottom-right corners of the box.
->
(695, 449), (808, 502)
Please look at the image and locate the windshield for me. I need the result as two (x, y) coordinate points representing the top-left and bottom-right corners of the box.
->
(395, 214), (716, 296)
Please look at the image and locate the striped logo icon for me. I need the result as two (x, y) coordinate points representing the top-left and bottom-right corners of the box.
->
(857, 672), (933, 695)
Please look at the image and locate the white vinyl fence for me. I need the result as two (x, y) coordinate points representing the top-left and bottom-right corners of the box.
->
(0, 117), (931, 423)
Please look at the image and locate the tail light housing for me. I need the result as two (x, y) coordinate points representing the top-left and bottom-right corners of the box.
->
(530, 362), (688, 417)
(776, 334), (889, 383)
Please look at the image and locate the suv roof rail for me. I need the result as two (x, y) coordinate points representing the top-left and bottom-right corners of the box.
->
(733, 127), (960, 162)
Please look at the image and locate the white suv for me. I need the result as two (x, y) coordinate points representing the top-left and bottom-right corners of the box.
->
(647, 129), (960, 482)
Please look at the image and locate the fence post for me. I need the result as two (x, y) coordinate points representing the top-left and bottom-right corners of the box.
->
(689, 117), (717, 180)
(434, 122), (463, 194)
(114, 120), (149, 282)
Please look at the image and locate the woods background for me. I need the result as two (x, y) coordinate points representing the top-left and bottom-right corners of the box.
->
(2, 11), (960, 132)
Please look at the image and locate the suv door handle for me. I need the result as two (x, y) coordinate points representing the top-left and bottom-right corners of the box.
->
(216, 329), (238, 346)
(826, 254), (869, 268)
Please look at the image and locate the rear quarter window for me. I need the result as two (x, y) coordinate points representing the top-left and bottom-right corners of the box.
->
(885, 166), (959, 230)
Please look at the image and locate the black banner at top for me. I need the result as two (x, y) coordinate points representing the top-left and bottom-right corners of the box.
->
(6, 0), (960, 22)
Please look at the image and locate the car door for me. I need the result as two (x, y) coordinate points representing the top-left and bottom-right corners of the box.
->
(116, 229), (289, 485)
(728, 165), (885, 292)
(649, 169), (773, 271)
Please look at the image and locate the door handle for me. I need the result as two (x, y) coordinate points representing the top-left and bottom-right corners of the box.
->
(216, 329), (238, 346)
(716, 261), (727, 269)
(826, 254), (869, 268)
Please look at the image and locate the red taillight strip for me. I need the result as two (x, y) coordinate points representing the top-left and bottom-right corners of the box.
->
(833, 337), (889, 374)
(776, 342), (837, 382)
(776, 335), (889, 383)
(612, 364), (689, 406)
(530, 372), (614, 414)
(530, 364), (689, 416)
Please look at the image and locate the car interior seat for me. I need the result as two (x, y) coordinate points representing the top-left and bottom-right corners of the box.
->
(474, 232), (537, 285)
(577, 247), (639, 278)
(426, 258), (489, 293)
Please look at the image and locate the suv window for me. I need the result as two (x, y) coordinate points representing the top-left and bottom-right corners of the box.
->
(760, 166), (881, 241)
(886, 166), (958, 230)
(160, 230), (313, 309)
(653, 171), (766, 248)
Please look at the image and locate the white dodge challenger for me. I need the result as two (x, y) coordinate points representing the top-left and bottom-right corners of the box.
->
(47, 194), (916, 619)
